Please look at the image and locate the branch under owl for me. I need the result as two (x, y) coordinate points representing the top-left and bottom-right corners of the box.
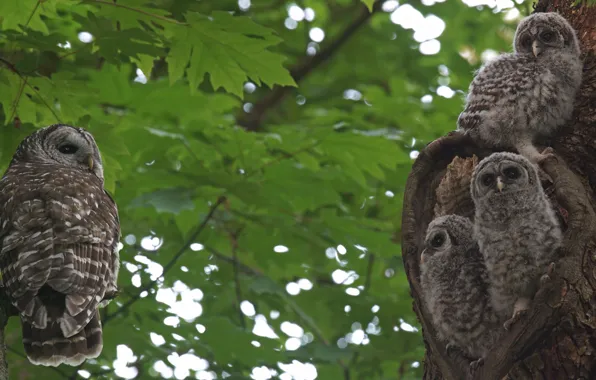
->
(401, 133), (596, 379)
(0, 289), (18, 380)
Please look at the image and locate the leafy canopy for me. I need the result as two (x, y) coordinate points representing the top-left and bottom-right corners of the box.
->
(0, 0), (526, 379)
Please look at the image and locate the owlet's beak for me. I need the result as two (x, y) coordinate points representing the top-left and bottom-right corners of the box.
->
(87, 155), (94, 171)
(532, 40), (543, 57)
(420, 251), (426, 265)
(497, 176), (504, 192)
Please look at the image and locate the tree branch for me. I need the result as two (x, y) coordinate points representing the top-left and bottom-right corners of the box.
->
(237, 0), (382, 131)
(103, 196), (226, 324)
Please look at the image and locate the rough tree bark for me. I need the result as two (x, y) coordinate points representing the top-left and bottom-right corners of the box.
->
(401, 1), (596, 379)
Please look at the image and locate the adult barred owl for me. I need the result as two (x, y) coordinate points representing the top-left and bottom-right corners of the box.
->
(457, 12), (582, 163)
(0, 124), (120, 366)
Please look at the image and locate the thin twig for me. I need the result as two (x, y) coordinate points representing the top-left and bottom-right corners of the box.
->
(24, 80), (62, 122)
(0, 58), (19, 74)
(23, 1), (42, 29)
(103, 196), (226, 324)
(0, 57), (62, 123)
(363, 253), (375, 293)
(8, 78), (27, 124)
(83, 0), (187, 25)
(203, 245), (263, 276)
(229, 229), (246, 329)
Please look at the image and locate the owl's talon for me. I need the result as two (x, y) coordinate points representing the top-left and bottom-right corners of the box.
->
(540, 262), (556, 286)
(503, 309), (528, 331)
(445, 342), (461, 358)
(537, 149), (558, 167)
(469, 357), (485, 373)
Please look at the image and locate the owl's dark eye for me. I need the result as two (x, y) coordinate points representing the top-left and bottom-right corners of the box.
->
(540, 31), (554, 42)
(503, 166), (521, 179)
(430, 233), (446, 248)
(58, 144), (78, 154)
(481, 173), (495, 187)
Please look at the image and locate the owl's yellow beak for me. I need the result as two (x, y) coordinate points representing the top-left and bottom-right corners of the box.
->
(87, 155), (94, 171)
(497, 176), (504, 192)
(532, 40), (542, 57)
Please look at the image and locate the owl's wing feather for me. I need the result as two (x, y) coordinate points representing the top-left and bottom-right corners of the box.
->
(0, 164), (120, 365)
(457, 53), (549, 131)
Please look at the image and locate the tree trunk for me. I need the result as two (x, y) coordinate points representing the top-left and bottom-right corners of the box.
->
(400, 1), (596, 379)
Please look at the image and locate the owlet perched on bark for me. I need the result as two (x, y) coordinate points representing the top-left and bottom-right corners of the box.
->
(471, 152), (562, 330)
(457, 12), (582, 163)
(0, 124), (120, 366)
(420, 215), (502, 370)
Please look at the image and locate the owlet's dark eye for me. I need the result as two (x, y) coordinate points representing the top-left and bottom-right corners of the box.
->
(522, 37), (532, 48)
(430, 233), (446, 248)
(540, 31), (554, 42)
(481, 173), (495, 187)
(58, 144), (78, 154)
(503, 166), (521, 179)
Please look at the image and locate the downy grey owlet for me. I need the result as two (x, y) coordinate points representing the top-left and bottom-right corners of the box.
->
(471, 152), (562, 330)
(420, 214), (502, 370)
(458, 12), (582, 163)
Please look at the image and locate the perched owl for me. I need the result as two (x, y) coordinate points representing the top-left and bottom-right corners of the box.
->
(420, 215), (502, 370)
(0, 124), (120, 366)
(457, 12), (582, 163)
(471, 152), (562, 329)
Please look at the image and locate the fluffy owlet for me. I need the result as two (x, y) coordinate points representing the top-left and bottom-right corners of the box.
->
(420, 215), (502, 370)
(0, 124), (120, 366)
(457, 12), (582, 163)
(471, 152), (562, 329)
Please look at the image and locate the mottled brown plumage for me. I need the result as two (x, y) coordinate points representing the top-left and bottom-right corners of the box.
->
(0, 124), (120, 366)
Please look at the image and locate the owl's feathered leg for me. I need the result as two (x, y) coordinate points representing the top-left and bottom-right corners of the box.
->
(515, 140), (544, 164)
(517, 143), (558, 185)
(503, 297), (531, 330)
(446, 343), (486, 373)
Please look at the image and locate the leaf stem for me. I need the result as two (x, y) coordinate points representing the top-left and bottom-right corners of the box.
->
(23, 0), (41, 29)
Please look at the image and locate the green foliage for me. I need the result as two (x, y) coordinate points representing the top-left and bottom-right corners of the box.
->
(0, 0), (526, 379)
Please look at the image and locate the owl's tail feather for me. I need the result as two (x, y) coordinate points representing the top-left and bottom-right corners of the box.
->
(60, 293), (102, 338)
(22, 311), (103, 367)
